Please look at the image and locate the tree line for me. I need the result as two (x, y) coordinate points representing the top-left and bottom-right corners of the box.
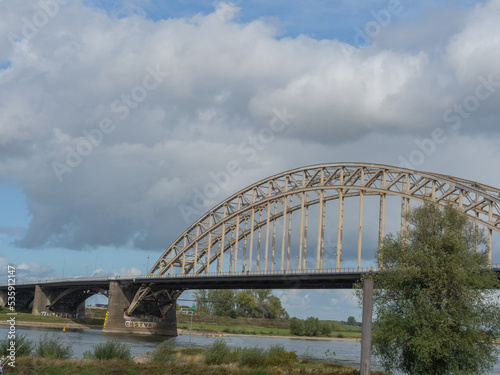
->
(193, 289), (289, 319)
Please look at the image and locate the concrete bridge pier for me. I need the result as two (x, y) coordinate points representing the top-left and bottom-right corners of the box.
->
(0, 290), (7, 307)
(103, 281), (178, 336)
(32, 285), (50, 315)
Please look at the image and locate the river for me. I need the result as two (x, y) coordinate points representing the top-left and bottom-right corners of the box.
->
(2, 326), (500, 374)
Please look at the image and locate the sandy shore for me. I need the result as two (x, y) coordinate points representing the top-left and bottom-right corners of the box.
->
(0, 320), (102, 330)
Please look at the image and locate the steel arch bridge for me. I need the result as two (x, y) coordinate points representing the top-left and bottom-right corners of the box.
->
(127, 162), (500, 315)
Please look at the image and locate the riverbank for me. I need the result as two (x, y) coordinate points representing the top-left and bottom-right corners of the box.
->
(0, 320), (359, 342)
(0, 320), (102, 330)
(1, 308), (362, 340)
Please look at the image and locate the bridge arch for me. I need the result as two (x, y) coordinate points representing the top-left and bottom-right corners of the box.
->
(150, 163), (500, 277)
(47, 287), (108, 312)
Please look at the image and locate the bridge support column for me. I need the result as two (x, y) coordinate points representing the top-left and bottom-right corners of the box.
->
(76, 301), (86, 319)
(32, 285), (51, 315)
(0, 290), (7, 307)
(360, 278), (374, 375)
(103, 281), (178, 336)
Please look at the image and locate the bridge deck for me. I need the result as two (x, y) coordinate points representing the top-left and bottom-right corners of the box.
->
(1, 268), (372, 290)
(2, 266), (499, 291)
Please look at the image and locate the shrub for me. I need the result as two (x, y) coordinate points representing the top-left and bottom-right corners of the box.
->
(266, 345), (297, 366)
(151, 339), (175, 362)
(240, 368), (272, 375)
(300, 348), (316, 362)
(222, 327), (231, 333)
(35, 335), (72, 359)
(204, 339), (231, 365)
(239, 347), (266, 368)
(179, 347), (205, 356)
(337, 333), (344, 338)
(83, 340), (131, 360)
(0, 333), (33, 357)
(324, 349), (336, 364)
(228, 347), (243, 363)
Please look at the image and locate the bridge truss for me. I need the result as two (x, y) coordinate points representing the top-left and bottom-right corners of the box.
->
(127, 163), (500, 315)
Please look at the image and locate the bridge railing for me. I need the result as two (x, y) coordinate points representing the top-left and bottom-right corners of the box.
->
(1, 267), (376, 287)
(141, 267), (376, 279)
(5, 264), (500, 287)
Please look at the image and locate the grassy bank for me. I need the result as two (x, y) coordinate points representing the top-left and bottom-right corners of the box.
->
(0, 308), (104, 326)
(2, 357), (383, 375)
(2, 343), (388, 375)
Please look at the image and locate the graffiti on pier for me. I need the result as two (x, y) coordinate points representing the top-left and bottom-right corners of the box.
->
(125, 320), (158, 329)
(38, 311), (76, 318)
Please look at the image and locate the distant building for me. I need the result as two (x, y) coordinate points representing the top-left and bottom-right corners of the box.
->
(179, 305), (192, 314)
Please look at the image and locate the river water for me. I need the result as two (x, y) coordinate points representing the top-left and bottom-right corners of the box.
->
(2, 326), (500, 374)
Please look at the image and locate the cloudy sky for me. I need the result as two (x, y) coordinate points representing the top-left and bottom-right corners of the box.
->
(1, 0), (500, 320)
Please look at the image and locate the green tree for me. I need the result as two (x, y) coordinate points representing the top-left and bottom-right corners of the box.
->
(304, 316), (321, 336)
(193, 289), (211, 314)
(268, 295), (288, 319)
(331, 320), (342, 331)
(289, 318), (304, 336)
(236, 290), (258, 317)
(358, 203), (500, 375)
(254, 289), (272, 303)
(208, 289), (236, 316)
(346, 316), (356, 326)
(320, 321), (333, 336)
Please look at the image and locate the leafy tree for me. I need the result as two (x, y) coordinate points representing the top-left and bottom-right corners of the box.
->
(303, 317), (321, 336)
(193, 289), (211, 314)
(346, 316), (356, 325)
(236, 290), (258, 317)
(320, 321), (333, 336)
(289, 318), (304, 336)
(208, 289), (236, 316)
(268, 295), (289, 319)
(254, 289), (272, 303)
(331, 320), (342, 331)
(357, 203), (500, 375)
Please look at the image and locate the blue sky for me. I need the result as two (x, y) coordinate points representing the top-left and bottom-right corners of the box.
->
(1, 0), (499, 320)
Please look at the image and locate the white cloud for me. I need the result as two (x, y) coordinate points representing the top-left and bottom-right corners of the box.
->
(0, 0), (499, 255)
(0, 256), (55, 282)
